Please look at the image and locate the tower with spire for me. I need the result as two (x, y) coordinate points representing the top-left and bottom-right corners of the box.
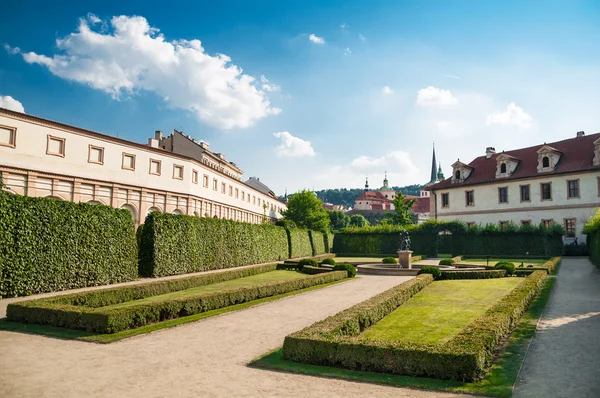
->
(428, 143), (438, 185)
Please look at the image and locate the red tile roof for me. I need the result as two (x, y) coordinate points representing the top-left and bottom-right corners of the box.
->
(413, 197), (430, 213)
(428, 133), (600, 190)
(354, 190), (390, 202)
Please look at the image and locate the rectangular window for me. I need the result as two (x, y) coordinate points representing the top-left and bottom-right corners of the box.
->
(247, 194), (251, 203)
(567, 179), (579, 198)
(499, 221), (509, 228)
(498, 187), (508, 203)
(520, 185), (530, 202)
(88, 145), (104, 165)
(46, 135), (65, 157)
(0, 125), (16, 148)
(122, 153), (136, 170)
(521, 220), (532, 226)
(229, 185), (233, 196)
(242, 191), (245, 201)
(542, 219), (553, 228)
(203, 175), (209, 188)
(213, 179), (218, 191)
(465, 190), (474, 206)
(173, 165), (184, 180)
(565, 218), (576, 234)
(221, 182), (226, 194)
(541, 183), (552, 200)
(235, 188), (239, 199)
(149, 159), (161, 175)
(253, 195), (256, 205)
(441, 193), (449, 208)
(192, 169), (198, 184)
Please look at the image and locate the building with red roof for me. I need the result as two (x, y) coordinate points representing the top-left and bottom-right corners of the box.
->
(427, 131), (600, 239)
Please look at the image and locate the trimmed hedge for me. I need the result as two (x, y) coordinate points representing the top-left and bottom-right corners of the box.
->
(302, 266), (332, 275)
(309, 230), (326, 256)
(8, 266), (347, 333)
(286, 229), (313, 259)
(440, 270), (506, 280)
(438, 259), (455, 266)
(320, 258), (336, 266)
(0, 192), (137, 298)
(333, 263), (357, 278)
(333, 220), (564, 257)
(382, 257), (397, 264)
(417, 266), (442, 279)
(584, 209), (600, 265)
(325, 233), (335, 253)
(282, 271), (547, 381)
(140, 213), (289, 277)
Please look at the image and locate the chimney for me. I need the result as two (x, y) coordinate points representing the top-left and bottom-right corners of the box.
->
(147, 138), (159, 148)
(485, 147), (496, 159)
(199, 141), (209, 150)
(576, 131), (585, 138)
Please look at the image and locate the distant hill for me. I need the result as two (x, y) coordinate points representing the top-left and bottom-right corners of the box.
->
(278, 184), (424, 208)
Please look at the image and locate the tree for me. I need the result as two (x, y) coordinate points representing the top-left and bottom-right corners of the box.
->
(389, 192), (417, 225)
(349, 214), (370, 228)
(329, 210), (350, 231)
(282, 190), (330, 231)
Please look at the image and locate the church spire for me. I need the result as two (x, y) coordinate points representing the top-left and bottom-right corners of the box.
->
(364, 176), (369, 191)
(429, 143), (437, 184)
(383, 170), (388, 187)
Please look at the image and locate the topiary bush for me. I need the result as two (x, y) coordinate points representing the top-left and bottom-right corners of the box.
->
(382, 257), (398, 264)
(320, 258), (336, 266)
(495, 261), (516, 276)
(298, 258), (319, 271)
(417, 266), (442, 279)
(333, 263), (356, 277)
(439, 259), (455, 266)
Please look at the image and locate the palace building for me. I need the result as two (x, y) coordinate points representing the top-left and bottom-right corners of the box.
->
(427, 132), (600, 239)
(0, 107), (286, 225)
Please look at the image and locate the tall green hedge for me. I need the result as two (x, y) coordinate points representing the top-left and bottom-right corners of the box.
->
(140, 213), (289, 277)
(333, 220), (564, 257)
(0, 192), (137, 298)
(286, 228), (313, 259)
(584, 208), (600, 265)
(309, 230), (326, 256)
(325, 233), (334, 253)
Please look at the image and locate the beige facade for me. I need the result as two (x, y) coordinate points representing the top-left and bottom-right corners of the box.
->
(0, 108), (286, 225)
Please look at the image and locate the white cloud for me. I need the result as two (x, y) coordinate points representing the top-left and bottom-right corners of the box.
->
(351, 151), (420, 177)
(416, 86), (458, 106)
(0, 95), (25, 113)
(358, 34), (366, 43)
(6, 15), (280, 130)
(340, 23), (349, 30)
(260, 75), (280, 92)
(308, 34), (325, 45)
(381, 86), (394, 95)
(486, 102), (533, 128)
(343, 47), (351, 56)
(273, 131), (316, 158)
(436, 73), (461, 80)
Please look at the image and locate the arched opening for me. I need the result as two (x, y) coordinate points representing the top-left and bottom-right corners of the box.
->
(172, 209), (183, 215)
(87, 200), (105, 205)
(120, 204), (138, 224)
(542, 156), (550, 168)
(193, 211), (200, 217)
(500, 163), (507, 174)
(45, 195), (64, 200)
(145, 206), (161, 219)
(455, 170), (461, 180)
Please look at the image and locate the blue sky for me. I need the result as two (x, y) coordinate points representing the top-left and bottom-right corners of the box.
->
(1, 0), (599, 195)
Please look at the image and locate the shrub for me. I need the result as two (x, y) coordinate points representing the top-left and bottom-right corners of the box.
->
(333, 263), (356, 278)
(417, 266), (442, 279)
(282, 271), (547, 381)
(139, 213), (289, 277)
(382, 257), (397, 264)
(320, 258), (336, 266)
(438, 259), (455, 266)
(309, 230), (326, 256)
(0, 192), (137, 298)
(275, 219), (297, 229)
(8, 267), (348, 333)
(495, 261), (516, 275)
(440, 270), (506, 280)
(286, 229), (313, 259)
(298, 258), (319, 270)
(302, 266), (332, 275)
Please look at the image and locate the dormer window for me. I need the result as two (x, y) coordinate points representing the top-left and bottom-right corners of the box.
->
(455, 170), (461, 179)
(495, 153), (519, 179)
(451, 160), (473, 183)
(537, 145), (562, 173)
(500, 163), (507, 173)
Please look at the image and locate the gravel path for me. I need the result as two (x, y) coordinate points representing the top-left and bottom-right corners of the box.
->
(0, 275), (463, 398)
(514, 258), (600, 398)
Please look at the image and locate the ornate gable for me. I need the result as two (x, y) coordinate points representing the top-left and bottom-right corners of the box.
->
(450, 160), (473, 183)
(536, 145), (562, 173)
(495, 153), (520, 178)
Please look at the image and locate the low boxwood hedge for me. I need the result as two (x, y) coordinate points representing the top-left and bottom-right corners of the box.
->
(282, 271), (547, 381)
(302, 266), (332, 275)
(333, 263), (357, 278)
(7, 267), (348, 334)
(440, 270), (506, 280)
(417, 266), (442, 279)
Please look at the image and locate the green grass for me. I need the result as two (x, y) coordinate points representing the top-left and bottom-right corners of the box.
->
(361, 278), (523, 344)
(334, 257), (386, 263)
(250, 275), (558, 397)
(103, 270), (308, 310)
(461, 258), (547, 266)
(0, 278), (353, 344)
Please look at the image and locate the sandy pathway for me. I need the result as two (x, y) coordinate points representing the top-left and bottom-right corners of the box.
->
(0, 275), (463, 398)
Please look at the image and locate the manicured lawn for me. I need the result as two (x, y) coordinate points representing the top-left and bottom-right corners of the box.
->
(361, 278), (523, 345)
(461, 258), (547, 266)
(250, 273), (558, 397)
(334, 257), (386, 263)
(103, 270), (310, 310)
(0, 277), (352, 344)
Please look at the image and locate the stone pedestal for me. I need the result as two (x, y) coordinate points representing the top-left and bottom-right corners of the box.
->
(398, 250), (413, 269)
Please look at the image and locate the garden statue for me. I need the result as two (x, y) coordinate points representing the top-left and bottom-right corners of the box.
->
(400, 229), (411, 251)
